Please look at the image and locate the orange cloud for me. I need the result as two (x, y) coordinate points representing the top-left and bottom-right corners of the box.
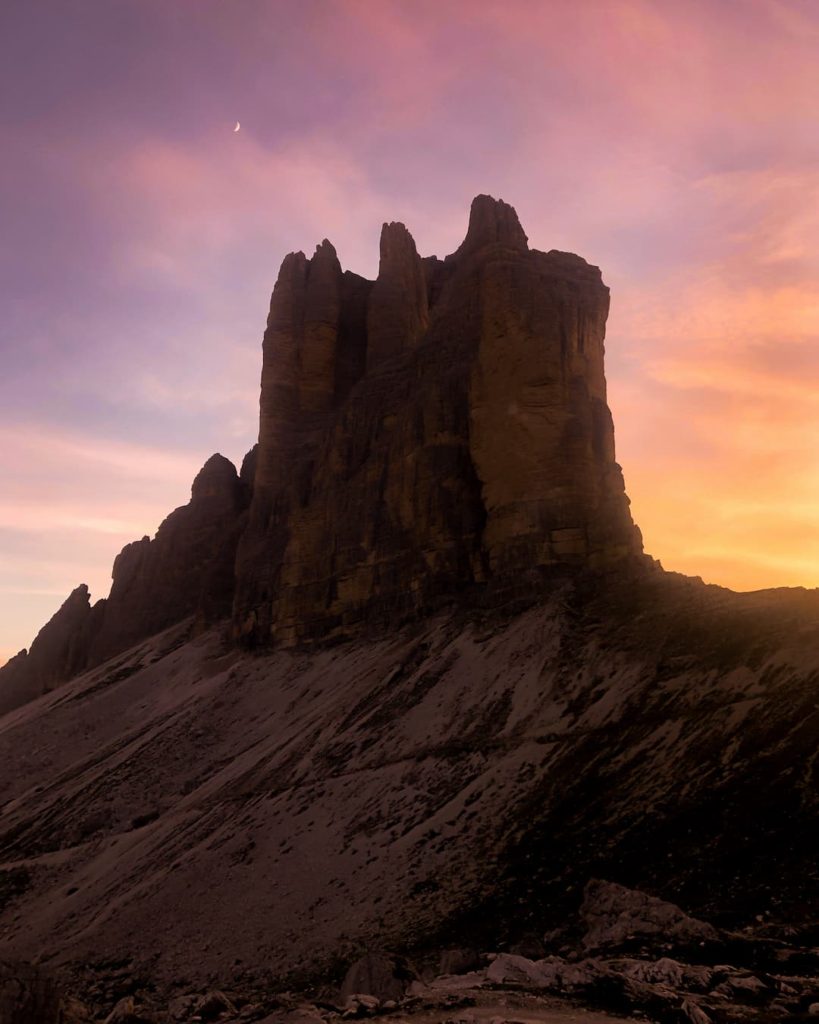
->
(608, 172), (819, 591)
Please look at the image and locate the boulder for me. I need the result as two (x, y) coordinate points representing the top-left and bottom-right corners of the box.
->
(438, 948), (482, 976)
(482, 951), (723, 1022)
(167, 994), (198, 1020)
(681, 1001), (713, 1024)
(485, 952), (613, 992)
(580, 879), (720, 953)
(340, 952), (417, 1004)
(192, 990), (237, 1020)
(711, 971), (772, 1004)
(341, 993), (380, 1017)
(485, 953), (552, 988)
(612, 956), (714, 992)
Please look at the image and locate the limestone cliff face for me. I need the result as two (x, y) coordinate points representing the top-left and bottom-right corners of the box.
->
(466, 245), (632, 572)
(234, 195), (642, 645)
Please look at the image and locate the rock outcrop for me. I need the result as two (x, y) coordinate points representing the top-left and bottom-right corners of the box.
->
(234, 194), (642, 646)
(2, 194), (642, 702)
(580, 879), (720, 953)
(88, 453), (251, 663)
(0, 586), (98, 715)
(3, 192), (642, 700)
(0, 454), (252, 713)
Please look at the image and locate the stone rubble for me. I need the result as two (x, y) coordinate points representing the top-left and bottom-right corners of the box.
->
(11, 880), (815, 1024)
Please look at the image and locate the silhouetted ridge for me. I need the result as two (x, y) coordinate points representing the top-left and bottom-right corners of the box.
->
(2, 194), (643, 703)
(0, 452), (254, 712)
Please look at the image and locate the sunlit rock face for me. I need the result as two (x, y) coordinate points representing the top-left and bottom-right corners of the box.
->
(234, 194), (642, 645)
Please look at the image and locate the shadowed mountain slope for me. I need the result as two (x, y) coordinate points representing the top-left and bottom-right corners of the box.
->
(0, 571), (816, 991)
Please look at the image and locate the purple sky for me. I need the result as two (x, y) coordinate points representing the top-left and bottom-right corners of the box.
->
(2, 0), (819, 663)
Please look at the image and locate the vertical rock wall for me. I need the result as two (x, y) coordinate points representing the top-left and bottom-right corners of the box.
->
(1, 193), (644, 708)
(234, 195), (642, 645)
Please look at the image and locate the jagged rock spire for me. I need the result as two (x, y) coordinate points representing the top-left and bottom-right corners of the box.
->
(449, 194), (529, 261)
(236, 193), (641, 645)
(2, 193), (642, 683)
(367, 221), (428, 370)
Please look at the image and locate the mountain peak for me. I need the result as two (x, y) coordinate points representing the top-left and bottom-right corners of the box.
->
(191, 453), (240, 502)
(235, 193), (641, 645)
(450, 193), (529, 260)
(3, 194), (642, 695)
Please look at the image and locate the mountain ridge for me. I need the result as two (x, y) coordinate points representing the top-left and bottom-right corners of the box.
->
(1, 194), (643, 711)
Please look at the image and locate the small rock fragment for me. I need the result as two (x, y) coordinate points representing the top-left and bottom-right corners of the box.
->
(681, 1000), (712, 1024)
(193, 990), (237, 1021)
(105, 996), (156, 1024)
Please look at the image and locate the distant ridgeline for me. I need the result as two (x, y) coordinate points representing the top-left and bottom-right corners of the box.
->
(0, 195), (644, 712)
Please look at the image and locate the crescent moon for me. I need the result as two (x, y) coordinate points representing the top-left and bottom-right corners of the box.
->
(233, 121), (241, 133)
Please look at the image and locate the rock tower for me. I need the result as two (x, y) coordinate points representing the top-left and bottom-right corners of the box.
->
(1, 195), (642, 708)
(234, 195), (642, 645)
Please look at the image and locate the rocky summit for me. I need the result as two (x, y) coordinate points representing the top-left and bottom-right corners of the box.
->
(236, 193), (642, 646)
(1, 194), (642, 708)
(1, 196), (817, 1023)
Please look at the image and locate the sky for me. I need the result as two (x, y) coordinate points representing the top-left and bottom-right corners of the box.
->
(2, 0), (819, 664)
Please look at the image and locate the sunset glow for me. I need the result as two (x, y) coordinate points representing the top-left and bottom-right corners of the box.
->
(2, 0), (818, 662)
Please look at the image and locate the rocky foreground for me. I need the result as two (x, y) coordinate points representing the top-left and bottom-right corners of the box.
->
(4, 880), (819, 1023)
